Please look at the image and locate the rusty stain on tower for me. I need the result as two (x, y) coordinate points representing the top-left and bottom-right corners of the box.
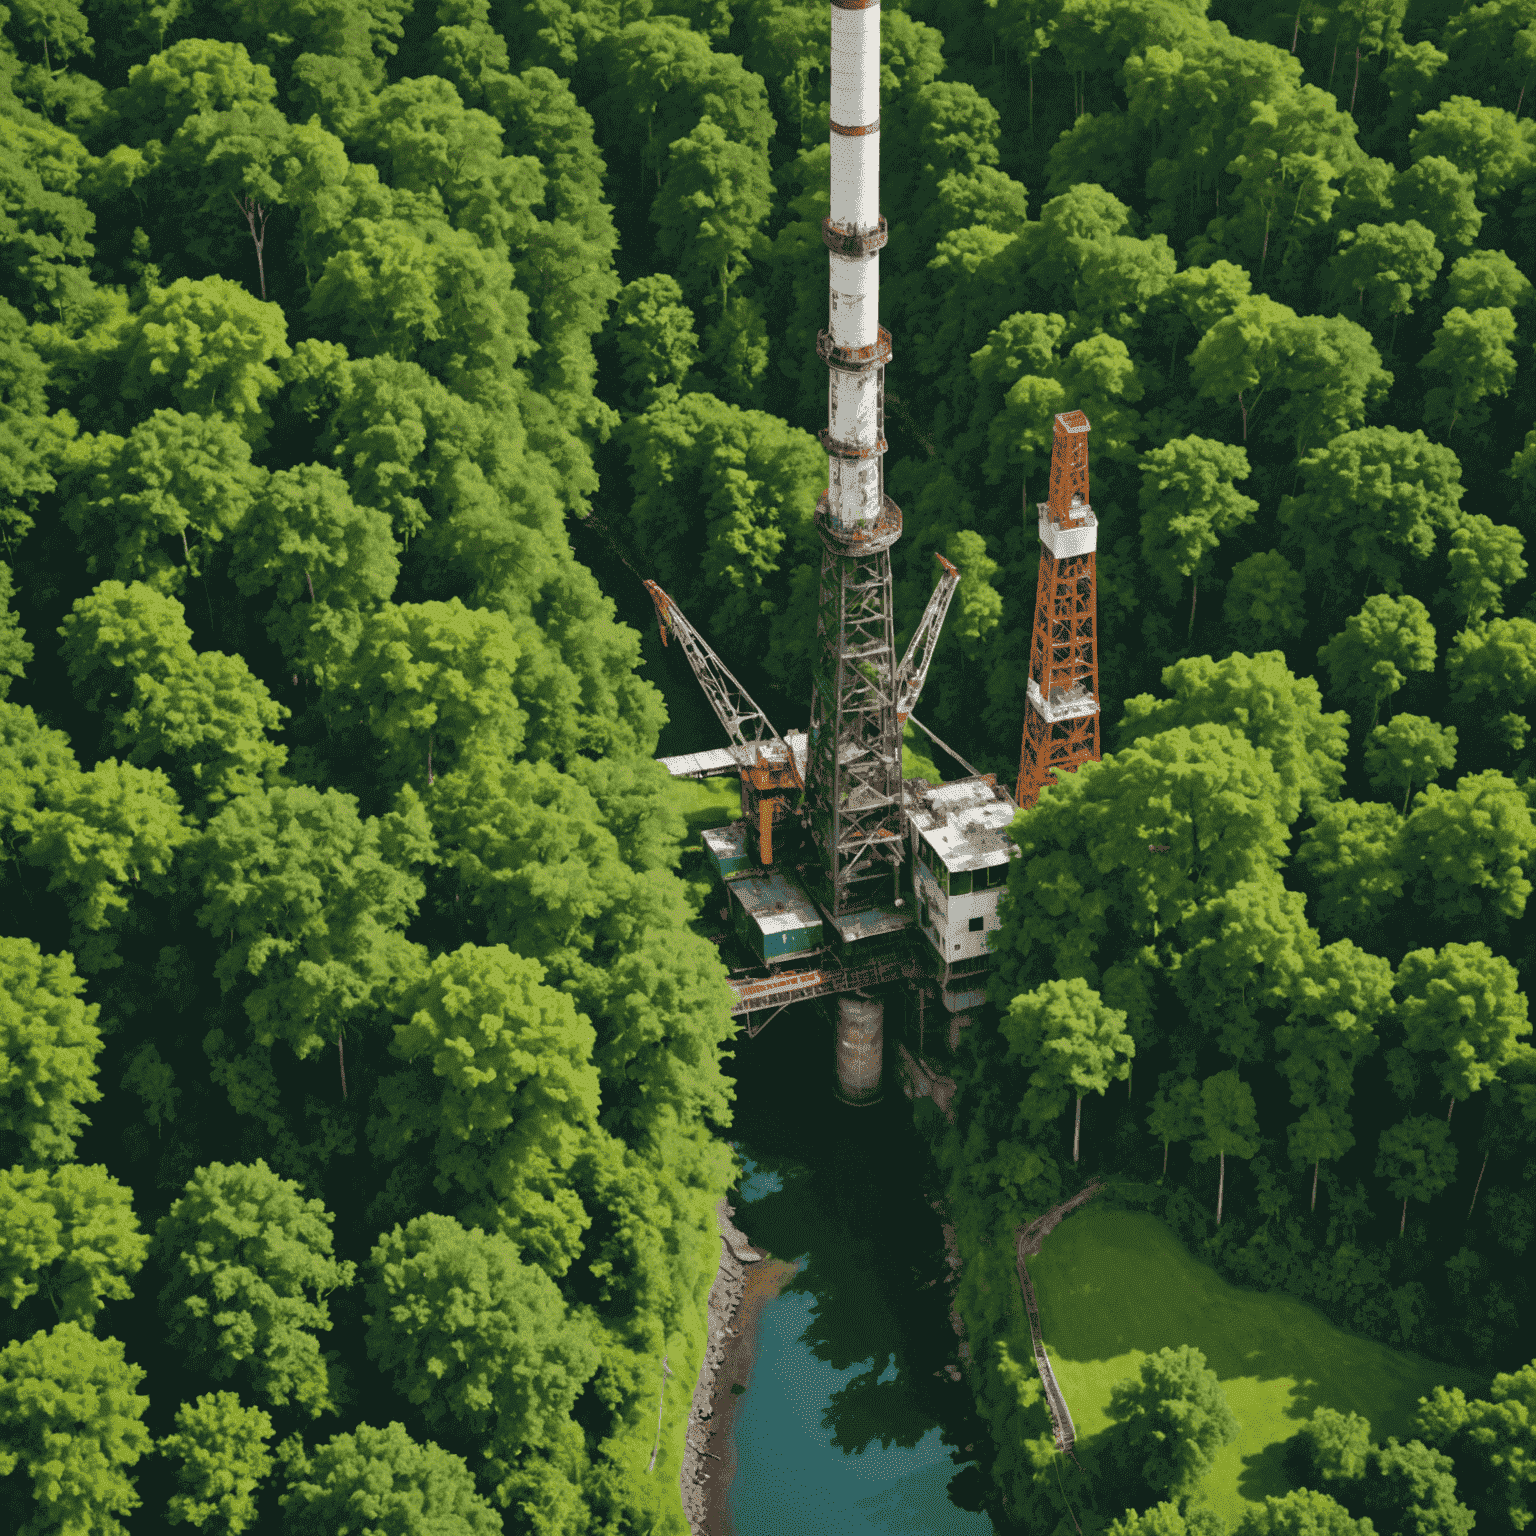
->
(1016, 411), (1102, 808)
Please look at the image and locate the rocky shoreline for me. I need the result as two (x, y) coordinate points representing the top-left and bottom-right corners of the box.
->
(680, 1198), (766, 1536)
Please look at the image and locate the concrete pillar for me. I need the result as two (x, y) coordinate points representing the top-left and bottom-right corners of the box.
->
(834, 993), (883, 1105)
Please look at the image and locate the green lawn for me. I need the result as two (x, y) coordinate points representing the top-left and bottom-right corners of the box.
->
(669, 773), (741, 836)
(1027, 1206), (1488, 1527)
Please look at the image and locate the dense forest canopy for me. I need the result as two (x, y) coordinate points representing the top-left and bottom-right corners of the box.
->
(1, 0), (1535, 1530)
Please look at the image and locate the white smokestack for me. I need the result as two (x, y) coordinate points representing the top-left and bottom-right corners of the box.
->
(823, 0), (888, 534)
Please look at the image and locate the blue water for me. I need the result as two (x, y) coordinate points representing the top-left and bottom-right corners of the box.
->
(727, 1151), (995, 1536)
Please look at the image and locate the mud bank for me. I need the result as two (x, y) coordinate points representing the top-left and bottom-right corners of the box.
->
(681, 1200), (791, 1536)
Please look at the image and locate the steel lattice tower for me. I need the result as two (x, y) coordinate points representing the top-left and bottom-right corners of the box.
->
(805, 0), (905, 917)
(1016, 411), (1102, 808)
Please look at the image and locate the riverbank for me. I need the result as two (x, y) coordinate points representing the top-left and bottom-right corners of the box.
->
(704, 1255), (798, 1536)
(681, 1199), (790, 1536)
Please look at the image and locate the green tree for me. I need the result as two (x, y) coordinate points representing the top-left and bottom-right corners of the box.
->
(651, 117), (772, 311)
(22, 756), (193, 978)
(1147, 1075), (1204, 1176)
(1234, 1488), (1375, 1536)
(279, 1420), (500, 1536)
(1223, 551), (1306, 650)
(1446, 618), (1536, 754)
(303, 214), (531, 394)
(1318, 594), (1436, 728)
(120, 1043), (178, 1131)
(1296, 1404), (1374, 1484)
(426, 753), (736, 1143)
(620, 390), (823, 688)
(346, 75), (542, 260)
(1398, 772), (1536, 928)
(1137, 434), (1258, 643)
(1410, 96), (1536, 204)
(1278, 427), (1463, 605)
(1326, 221), (1442, 342)
(160, 1392), (274, 1535)
(0, 936), (102, 1168)
(1288, 1102), (1358, 1214)
(0, 300), (63, 550)
(1414, 1360), (1536, 1535)
(143, 100), (303, 294)
(1105, 1344), (1240, 1505)
(1396, 942), (1530, 1121)
(994, 725), (1292, 999)
(1274, 940), (1389, 1206)
(1000, 977), (1134, 1161)
(118, 276), (292, 449)
(57, 410), (266, 599)
(1106, 1501), (1213, 1536)
(1296, 799), (1406, 939)
(1390, 157), (1483, 253)
(328, 599), (526, 782)
(1445, 514), (1526, 627)
(601, 272), (702, 415)
(228, 463), (400, 674)
(364, 1213), (599, 1515)
(58, 581), (287, 809)
(1355, 1437), (1477, 1536)
(1189, 296), (1390, 455)
(153, 1159), (356, 1416)
(0, 1322), (151, 1536)
(0, 1162), (147, 1326)
(1194, 1069), (1261, 1225)
(1376, 1115), (1458, 1236)
(0, 564), (33, 697)
(1444, 249), (1533, 313)
(185, 782), (433, 1065)
(370, 943), (600, 1277)
(104, 39), (280, 147)
(1120, 650), (1350, 827)
(1174, 877), (1319, 1065)
(1364, 715), (1457, 812)
(1419, 306), (1520, 439)
(1439, 3), (1536, 119)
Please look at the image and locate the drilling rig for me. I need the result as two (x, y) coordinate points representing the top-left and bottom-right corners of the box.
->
(649, 0), (1074, 1103)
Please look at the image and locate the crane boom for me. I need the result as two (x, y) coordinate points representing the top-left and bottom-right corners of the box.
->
(895, 552), (962, 725)
(643, 581), (801, 781)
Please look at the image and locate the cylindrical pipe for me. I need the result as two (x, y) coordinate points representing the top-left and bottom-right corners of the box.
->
(834, 993), (884, 1104)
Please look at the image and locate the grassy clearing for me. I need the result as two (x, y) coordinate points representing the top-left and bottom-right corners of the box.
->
(1027, 1206), (1487, 1528)
(668, 772), (741, 836)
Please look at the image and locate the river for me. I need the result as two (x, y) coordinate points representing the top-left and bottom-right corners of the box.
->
(720, 1002), (997, 1535)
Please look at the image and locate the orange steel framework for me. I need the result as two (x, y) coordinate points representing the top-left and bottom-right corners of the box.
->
(1015, 410), (1102, 808)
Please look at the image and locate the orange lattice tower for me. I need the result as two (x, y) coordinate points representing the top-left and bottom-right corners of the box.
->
(1015, 410), (1102, 808)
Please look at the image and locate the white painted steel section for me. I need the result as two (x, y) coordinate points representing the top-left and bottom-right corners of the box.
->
(829, 367), (878, 446)
(1038, 502), (1098, 559)
(829, 5), (881, 137)
(1027, 677), (1099, 724)
(825, 2), (883, 535)
(829, 131), (879, 232)
(829, 250), (878, 349)
(830, 455), (881, 528)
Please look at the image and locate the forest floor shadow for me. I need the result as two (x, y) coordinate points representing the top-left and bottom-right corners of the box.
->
(1026, 1207), (1486, 1527)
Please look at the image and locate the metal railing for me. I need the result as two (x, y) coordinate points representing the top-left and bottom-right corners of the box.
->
(729, 952), (928, 1029)
(1013, 1182), (1104, 1455)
